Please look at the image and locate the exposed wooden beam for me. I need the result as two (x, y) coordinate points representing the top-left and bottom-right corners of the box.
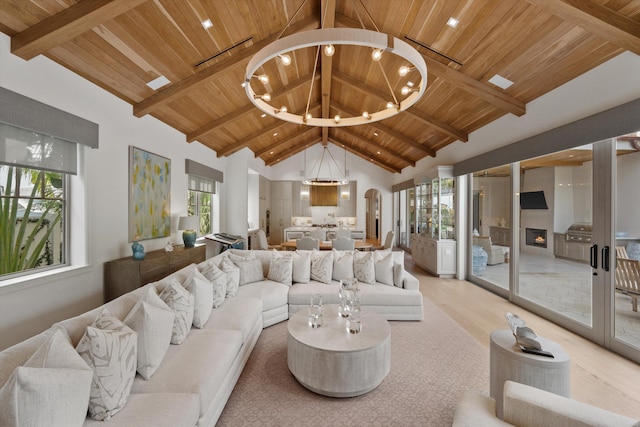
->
(133, 15), (319, 118)
(11, 0), (147, 60)
(265, 138), (322, 166)
(330, 136), (401, 173)
(186, 73), (320, 142)
(332, 70), (468, 142)
(525, 0), (640, 55)
(422, 55), (526, 117)
(254, 127), (319, 157)
(332, 101), (435, 157)
(217, 120), (288, 157)
(335, 127), (416, 167)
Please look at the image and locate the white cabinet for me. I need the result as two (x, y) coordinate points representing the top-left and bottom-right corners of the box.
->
(291, 182), (311, 217)
(411, 233), (456, 277)
(259, 176), (270, 233)
(336, 181), (357, 217)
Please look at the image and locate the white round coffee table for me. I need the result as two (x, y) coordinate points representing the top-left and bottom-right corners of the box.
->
(287, 304), (391, 397)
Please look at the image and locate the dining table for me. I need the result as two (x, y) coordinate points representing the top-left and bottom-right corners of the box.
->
(279, 240), (373, 251)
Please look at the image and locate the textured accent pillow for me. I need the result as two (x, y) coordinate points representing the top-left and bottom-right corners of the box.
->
(76, 309), (137, 421)
(0, 329), (93, 427)
(311, 250), (333, 284)
(374, 251), (394, 286)
(219, 256), (240, 297)
(199, 262), (228, 307)
(183, 270), (214, 328)
(393, 261), (405, 288)
(354, 250), (375, 284)
(292, 250), (311, 283)
(159, 281), (195, 344)
(232, 257), (264, 285)
(268, 254), (293, 286)
(332, 249), (354, 281)
(123, 286), (174, 380)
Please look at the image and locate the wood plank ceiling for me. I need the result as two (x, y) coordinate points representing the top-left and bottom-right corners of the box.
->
(1, 0), (639, 174)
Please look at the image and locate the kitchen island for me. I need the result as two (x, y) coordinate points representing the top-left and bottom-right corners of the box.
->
(284, 226), (366, 242)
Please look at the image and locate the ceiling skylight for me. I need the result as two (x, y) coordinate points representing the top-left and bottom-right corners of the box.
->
(488, 74), (514, 89)
(146, 75), (170, 90)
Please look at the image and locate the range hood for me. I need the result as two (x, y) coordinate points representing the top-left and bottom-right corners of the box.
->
(310, 186), (338, 206)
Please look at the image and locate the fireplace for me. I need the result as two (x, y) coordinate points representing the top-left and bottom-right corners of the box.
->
(526, 228), (547, 248)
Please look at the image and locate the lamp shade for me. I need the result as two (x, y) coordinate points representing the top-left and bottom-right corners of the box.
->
(178, 216), (199, 231)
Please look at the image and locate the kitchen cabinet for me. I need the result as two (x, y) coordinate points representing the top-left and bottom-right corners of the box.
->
(336, 181), (356, 217)
(259, 176), (270, 234)
(292, 182), (311, 217)
(554, 232), (589, 263)
(270, 181), (292, 245)
(411, 233), (456, 277)
(490, 226), (510, 247)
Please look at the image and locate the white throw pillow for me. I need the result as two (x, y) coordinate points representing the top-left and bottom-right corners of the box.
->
(393, 261), (405, 288)
(0, 329), (92, 427)
(159, 282), (195, 344)
(268, 254), (293, 286)
(76, 309), (138, 421)
(183, 270), (214, 328)
(292, 250), (311, 283)
(332, 249), (354, 281)
(374, 251), (394, 286)
(219, 256), (240, 297)
(199, 262), (228, 307)
(231, 256), (264, 285)
(311, 250), (333, 284)
(354, 250), (375, 284)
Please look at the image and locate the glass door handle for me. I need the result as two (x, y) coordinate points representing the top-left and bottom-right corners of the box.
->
(590, 244), (598, 269)
(602, 246), (610, 272)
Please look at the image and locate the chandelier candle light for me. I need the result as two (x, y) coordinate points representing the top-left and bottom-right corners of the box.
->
(178, 216), (199, 248)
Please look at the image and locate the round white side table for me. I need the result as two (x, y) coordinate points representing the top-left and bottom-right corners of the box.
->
(489, 329), (570, 419)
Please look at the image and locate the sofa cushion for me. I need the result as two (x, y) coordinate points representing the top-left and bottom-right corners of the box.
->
(292, 250), (311, 283)
(267, 254), (293, 286)
(235, 280), (290, 312)
(354, 250), (375, 284)
(393, 262), (405, 288)
(0, 329), (92, 427)
(310, 250), (333, 284)
(332, 249), (354, 281)
(203, 297), (263, 342)
(198, 262), (227, 308)
(82, 393), (200, 427)
(374, 251), (394, 286)
(124, 286), (175, 379)
(183, 270), (213, 328)
(159, 282), (195, 345)
(130, 328), (243, 421)
(289, 281), (342, 306)
(76, 309), (138, 421)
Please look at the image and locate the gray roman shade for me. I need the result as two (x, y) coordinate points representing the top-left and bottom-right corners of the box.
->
(392, 179), (415, 192)
(0, 87), (99, 175)
(185, 159), (223, 193)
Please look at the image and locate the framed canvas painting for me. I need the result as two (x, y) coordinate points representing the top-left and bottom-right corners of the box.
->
(129, 146), (171, 241)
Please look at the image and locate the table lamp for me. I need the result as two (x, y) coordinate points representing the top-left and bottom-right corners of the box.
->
(178, 216), (199, 247)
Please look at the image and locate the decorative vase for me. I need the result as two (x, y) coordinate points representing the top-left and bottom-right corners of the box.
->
(132, 241), (145, 260)
(182, 230), (196, 248)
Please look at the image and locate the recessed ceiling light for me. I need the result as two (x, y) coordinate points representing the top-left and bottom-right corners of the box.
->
(146, 75), (170, 90)
(273, 132), (278, 137)
(261, 113), (267, 118)
(447, 17), (459, 28)
(270, 151), (274, 154)
(488, 74), (514, 89)
(373, 132), (379, 137)
(201, 19), (213, 30)
(377, 151), (381, 155)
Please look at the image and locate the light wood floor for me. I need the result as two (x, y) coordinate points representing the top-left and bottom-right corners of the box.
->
(404, 255), (640, 420)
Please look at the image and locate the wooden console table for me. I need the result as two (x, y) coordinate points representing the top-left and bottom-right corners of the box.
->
(104, 243), (206, 302)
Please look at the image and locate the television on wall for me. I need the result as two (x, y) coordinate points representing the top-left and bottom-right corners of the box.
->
(520, 191), (548, 209)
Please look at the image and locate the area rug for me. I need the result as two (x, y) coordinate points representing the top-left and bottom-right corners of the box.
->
(217, 298), (489, 426)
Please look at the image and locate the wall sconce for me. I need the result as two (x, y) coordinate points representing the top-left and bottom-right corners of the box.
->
(300, 185), (310, 200)
(341, 185), (350, 200)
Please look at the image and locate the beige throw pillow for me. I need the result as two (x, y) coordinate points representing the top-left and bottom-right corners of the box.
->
(159, 282), (195, 344)
(267, 254), (293, 286)
(183, 270), (214, 328)
(292, 250), (311, 283)
(199, 262), (228, 307)
(0, 329), (93, 427)
(374, 251), (394, 286)
(354, 250), (375, 284)
(332, 249), (354, 281)
(311, 250), (333, 284)
(219, 256), (240, 297)
(76, 309), (138, 421)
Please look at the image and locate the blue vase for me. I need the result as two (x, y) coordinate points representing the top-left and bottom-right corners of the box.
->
(182, 231), (196, 248)
(132, 241), (145, 260)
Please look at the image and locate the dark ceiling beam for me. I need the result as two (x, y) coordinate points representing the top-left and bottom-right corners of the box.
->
(265, 138), (322, 166)
(332, 101), (435, 157)
(335, 127), (416, 167)
(335, 13), (525, 117)
(186, 73), (320, 142)
(254, 127), (319, 157)
(133, 15), (319, 118)
(330, 136), (401, 173)
(332, 70), (468, 142)
(11, 0), (147, 60)
(525, 0), (640, 55)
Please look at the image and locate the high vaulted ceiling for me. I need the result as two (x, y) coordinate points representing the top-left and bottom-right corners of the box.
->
(2, 0), (639, 174)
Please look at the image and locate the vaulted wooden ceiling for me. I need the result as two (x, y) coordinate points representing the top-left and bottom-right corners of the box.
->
(2, 0), (639, 174)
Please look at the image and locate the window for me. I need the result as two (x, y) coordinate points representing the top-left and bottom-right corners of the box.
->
(0, 166), (67, 278)
(188, 190), (212, 235)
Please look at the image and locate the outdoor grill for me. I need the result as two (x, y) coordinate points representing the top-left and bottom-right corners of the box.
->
(565, 222), (592, 243)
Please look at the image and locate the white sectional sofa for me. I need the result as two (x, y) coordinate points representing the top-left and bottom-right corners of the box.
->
(453, 380), (639, 427)
(0, 248), (422, 427)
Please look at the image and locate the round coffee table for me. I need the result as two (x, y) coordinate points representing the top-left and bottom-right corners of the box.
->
(287, 304), (391, 397)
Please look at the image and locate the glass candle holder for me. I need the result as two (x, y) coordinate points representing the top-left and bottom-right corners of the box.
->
(308, 304), (323, 328)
